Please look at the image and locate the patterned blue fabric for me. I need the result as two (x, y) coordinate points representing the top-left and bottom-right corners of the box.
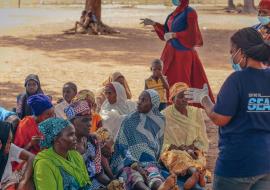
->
(83, 142), (97, 178)
(110, 106), (165, 174)
(60, 168), (93, 190)
(145, 89), (160, 109)
(164, 7), (193, 51)
(39, 118), (71, 149)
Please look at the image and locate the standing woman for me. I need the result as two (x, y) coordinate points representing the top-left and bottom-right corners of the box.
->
(141, 0), (214, 103)
(185, 27), (270, 190)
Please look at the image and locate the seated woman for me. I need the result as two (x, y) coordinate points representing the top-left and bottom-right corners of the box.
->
(100, 82), (136, 140)
(103, 72), (132, 100)
(16, 74), (43, 119)
(97, 72), (132, 111)
(34, 118), (91, 190)
(72, 89), (103, 133)
(111, 89), (178, 190)
(55, 82), (77, 119)
(0, 121), (34, 190)
(160, 82), (209, 190)
(14, 94), (54, 155)
(65, 100), (113, 189)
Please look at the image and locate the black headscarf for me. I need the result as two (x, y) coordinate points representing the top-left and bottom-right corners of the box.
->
(0, 121), (12, 180)
(16, 74), (44, 119)
(231, 27), (270, 63)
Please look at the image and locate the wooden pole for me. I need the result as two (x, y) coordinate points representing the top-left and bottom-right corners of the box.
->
(18, 0), (21, 8)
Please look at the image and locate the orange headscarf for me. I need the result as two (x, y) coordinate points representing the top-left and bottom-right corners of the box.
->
(169, 82), (189, 102)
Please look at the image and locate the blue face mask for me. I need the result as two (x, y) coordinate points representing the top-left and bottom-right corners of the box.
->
(172, 0), (181, 6)
(231, 59), (242, 71)
(230, 49), (243, 71)
(258, 16), (270, 26)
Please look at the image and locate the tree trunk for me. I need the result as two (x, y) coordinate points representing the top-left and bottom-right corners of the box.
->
(84, 0), (119, 34)
(85, 0), (101, 22)
(243, 0), (256, 13)
(228, 0), (235, 9)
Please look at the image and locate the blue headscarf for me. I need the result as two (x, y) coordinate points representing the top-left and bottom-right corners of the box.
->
(111, 90), (165, 174)
(39, 118), (71, 149)
(0, 107), (16, 121)
(145, 89), (161, 110)
(27, 94), (53, 116)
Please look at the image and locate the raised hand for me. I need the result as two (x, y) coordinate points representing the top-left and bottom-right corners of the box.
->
(184, 84), (209, 104)
(140, 18), (156, 26)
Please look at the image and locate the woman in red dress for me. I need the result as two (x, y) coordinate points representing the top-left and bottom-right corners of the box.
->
(141, 0), (215, 103)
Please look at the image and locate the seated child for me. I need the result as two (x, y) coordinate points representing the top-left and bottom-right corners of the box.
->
(83, 11), (99, 35)
(145, 59), (169, 111)
(160, 144), (210, 190)
(74, 10), (87, 33)
(95, 128), (115, 180)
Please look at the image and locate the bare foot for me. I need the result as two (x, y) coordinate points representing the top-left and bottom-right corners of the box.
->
(158, 174), (177, 190)
(183, 171), (199, 190)
(198, 169), (206, 187)
(131, 162), (148, 182)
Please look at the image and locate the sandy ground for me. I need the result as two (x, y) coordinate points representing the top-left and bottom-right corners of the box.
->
(0, 5), (259, 177)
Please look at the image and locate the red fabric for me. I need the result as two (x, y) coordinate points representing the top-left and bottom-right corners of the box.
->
(259, 0), (270, 10)
(175, 11), (203, 48)
(153, 7), (215, 105)
(14, 116), (42, 155)
(153, 23), (165, 41)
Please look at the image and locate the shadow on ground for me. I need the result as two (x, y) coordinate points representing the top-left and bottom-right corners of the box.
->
(0, 81), (59, 109)
(0, 27), (234, 69)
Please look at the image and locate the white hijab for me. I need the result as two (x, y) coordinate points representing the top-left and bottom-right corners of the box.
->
(100, 82), (136, 140)
(100, 82), (135, 115)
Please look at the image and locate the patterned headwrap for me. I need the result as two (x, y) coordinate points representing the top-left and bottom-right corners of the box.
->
(39, 118), (71, 149)
(259, 0), (270, 10)
(27, 94), (53, 116)
(72, 89), (95, 105)
(169, 82), (189, 102)
(145, 89), (160, 109)
(64, 100), (90, 120)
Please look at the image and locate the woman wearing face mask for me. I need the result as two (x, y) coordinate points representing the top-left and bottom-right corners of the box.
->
(140, 0), (214, 107)
(255, 0), (270, 41)
(185, 27), (270, 190)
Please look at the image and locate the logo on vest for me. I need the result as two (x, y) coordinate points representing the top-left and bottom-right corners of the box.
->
(247, 93), (270, 112)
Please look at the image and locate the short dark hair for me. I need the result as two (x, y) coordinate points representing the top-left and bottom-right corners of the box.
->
(151, 59), (163, 68)
(231, 27), (270, 63)
(63, 82), (77, 94)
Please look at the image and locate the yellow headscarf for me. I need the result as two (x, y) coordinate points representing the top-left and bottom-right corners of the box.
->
(72, 89), (95, 105)
(169, 82), (189, 102)
(102, 72), (132, 99)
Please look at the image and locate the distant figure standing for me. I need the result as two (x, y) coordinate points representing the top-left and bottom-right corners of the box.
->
(141, 0), (214, 104)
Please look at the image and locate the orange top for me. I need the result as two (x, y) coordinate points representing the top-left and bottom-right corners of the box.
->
(90, 112), (102, 133)
(145, 77), (167, 103)
(14, 116), (42, 155)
